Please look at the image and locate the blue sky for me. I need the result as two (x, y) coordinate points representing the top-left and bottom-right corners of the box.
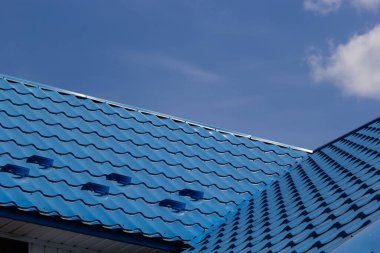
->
(0, 0), (379, 149)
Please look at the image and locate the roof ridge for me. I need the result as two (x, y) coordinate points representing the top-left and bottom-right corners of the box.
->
(0, 73), (312, 153)
(187, 163), (297, 246)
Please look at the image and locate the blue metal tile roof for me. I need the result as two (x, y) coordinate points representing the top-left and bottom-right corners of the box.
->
(0, 75), (310, 249)
(186, 117), (380, 253)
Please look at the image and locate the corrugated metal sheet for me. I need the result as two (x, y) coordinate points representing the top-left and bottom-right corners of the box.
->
(0, 217), (163, 253)
(0, 75), (310, 246)
(186, 117), (380, 252)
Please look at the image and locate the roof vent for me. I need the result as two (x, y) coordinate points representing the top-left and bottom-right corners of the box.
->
(27, 155), (54, 167)
(81, 182), (109, 195)
(1, 164), (29, 177)
(159, 199), (186, 212)
(179, 189), (204, 200)
(106, 173), (131, 185)
(5, 79), (19, 84)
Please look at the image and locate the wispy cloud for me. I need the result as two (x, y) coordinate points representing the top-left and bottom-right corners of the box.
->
(304, 0), (380, 14)
(154, 54), (222, 82)
(116, 50), (223, 83)
(303, 0), (342, 14)
(307, 25), (380, 99)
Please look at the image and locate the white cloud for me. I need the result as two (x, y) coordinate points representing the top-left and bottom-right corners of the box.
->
(351, 0), (380, 10)
(304, 0), (342, 14)
(307, 25), (380, 99)
(304, 0), (380, 13)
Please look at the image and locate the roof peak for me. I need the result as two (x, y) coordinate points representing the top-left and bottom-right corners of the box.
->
(0, 73), (312, 153)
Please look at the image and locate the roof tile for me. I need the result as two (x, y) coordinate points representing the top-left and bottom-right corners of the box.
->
(0, 75), (309, 245)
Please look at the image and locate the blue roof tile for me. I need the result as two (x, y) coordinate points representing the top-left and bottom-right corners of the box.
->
(186, 117), (380, 253)
(0, 75), (310, 247)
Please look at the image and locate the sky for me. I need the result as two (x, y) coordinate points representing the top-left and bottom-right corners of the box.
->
(0, 0), (379, 149)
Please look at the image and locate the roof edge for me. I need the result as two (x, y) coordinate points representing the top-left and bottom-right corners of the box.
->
(0, 73), (312, 154)
(329, 215), (380, 253)
(0, 206), (185, 252)
(315, 116), (380, 152)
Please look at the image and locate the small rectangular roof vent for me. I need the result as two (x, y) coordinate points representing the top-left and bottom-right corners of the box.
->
(106, 173), (131, 185)
(27, 155), (54, 167)
(1, 164), (29, 177)
(81, 182), (109, 195)
(5, 79), (19, 84)
(159, 199), (186, 212)
(179, 189), (204, 200)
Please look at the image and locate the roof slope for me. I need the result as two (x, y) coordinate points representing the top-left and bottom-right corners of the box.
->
(0, 75), (310, 249)
(186, 117), (380, 253)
